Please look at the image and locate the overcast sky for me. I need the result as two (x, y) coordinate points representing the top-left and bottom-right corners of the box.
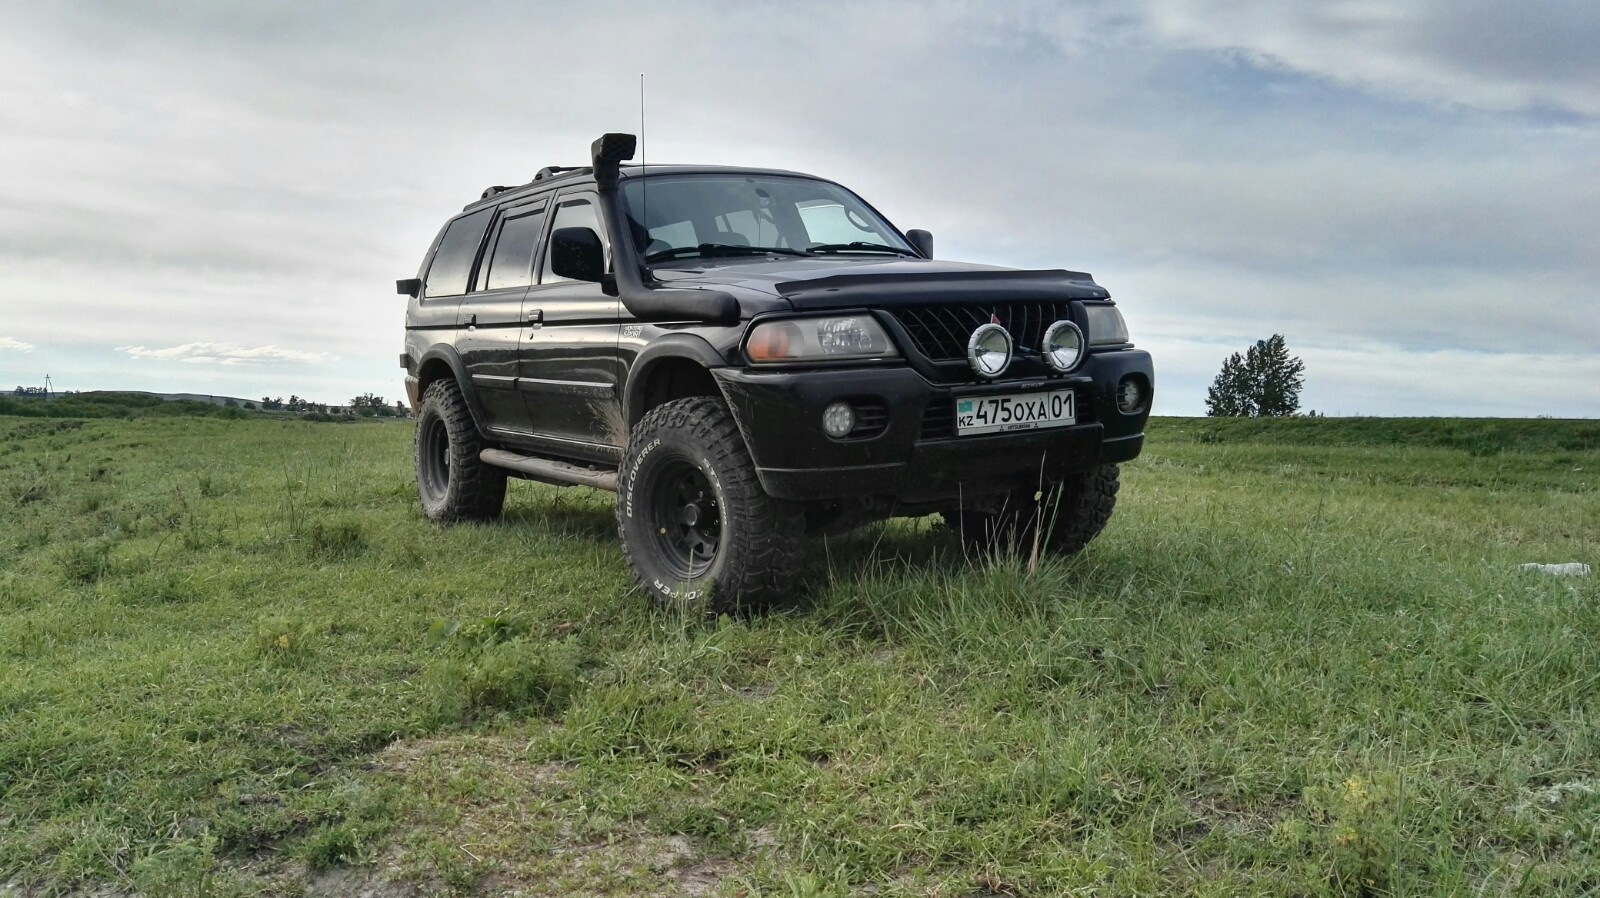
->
(2, 1), (1596, 417)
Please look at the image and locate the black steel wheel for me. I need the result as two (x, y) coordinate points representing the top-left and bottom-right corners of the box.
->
(616, 396), (803, 614)
(414, 379), (506, 523)
(647, 459), (723, 580)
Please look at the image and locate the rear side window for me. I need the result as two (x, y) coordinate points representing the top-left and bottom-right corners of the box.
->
(483, 208), (547, 291)
(424, 208), (492, 298)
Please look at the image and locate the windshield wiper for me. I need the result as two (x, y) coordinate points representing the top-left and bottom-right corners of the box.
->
(645, 243), (809, 263)
(805, 242), (913, 256)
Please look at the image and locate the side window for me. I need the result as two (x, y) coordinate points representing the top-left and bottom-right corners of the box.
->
(482, 207), (546, 291)
(423, 208), (492, 298)
(540, 199), (605, 284)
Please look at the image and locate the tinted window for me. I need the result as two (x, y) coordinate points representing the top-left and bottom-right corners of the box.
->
(620, 174), (910, 256)
(424, 208), (492, 298)
(484, 208), (546, 291)
(540, 199), (605, 284)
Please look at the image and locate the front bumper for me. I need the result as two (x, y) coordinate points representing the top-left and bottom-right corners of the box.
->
(712, 349), (1153, 502)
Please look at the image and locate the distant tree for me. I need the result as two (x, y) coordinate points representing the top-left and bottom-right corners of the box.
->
(1205, 334), (1305, 418)
(243, 401), (257, 410)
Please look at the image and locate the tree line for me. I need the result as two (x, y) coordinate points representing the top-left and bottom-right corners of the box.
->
(254, 393), (408, 417)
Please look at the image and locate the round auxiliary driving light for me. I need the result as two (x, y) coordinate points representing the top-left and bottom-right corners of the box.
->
(822, 401), (856, 438)
(967, 323), (1013, 379)
(1041, 320), (1086, 372)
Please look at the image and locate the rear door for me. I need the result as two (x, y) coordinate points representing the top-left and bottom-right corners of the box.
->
(456, 201), (545, 433)
(521, 190), (625, 460)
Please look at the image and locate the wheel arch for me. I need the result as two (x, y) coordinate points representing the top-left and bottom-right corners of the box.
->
(623, 335), (733, 429)
(416, 346), (489, 438)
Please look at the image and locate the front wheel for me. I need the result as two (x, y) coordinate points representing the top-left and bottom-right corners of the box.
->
(944, 464), (1120, 558)
(616, 397), (803, 614)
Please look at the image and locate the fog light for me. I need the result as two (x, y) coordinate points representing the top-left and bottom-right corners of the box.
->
(822, 401), (855, 438)
(1117, 377), (1145, 413)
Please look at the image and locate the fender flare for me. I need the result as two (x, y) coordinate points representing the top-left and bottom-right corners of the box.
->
(622, 334), (731, 427)
(417, 345), (491, 438)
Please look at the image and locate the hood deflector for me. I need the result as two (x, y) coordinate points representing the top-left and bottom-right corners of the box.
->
(775, 269), (1110, 308)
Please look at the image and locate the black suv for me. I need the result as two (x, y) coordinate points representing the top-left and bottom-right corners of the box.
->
(400, 134), (1153, 611)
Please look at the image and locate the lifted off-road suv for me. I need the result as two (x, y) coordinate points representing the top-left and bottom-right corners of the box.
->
(400, 134), (1153, 611)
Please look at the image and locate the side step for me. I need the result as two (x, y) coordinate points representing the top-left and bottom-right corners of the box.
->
(480, 449), (617, 492)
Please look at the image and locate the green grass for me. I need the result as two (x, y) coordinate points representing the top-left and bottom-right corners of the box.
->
(0, 391), (255, 420)
(0, 414), (1596, 896)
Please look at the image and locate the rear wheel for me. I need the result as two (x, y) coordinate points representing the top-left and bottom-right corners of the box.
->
(944, 464), (1120, 558)
(616, 397), (803, 614)
(415, 379), (506, 522)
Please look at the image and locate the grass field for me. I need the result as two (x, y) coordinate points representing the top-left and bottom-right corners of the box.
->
(1, 410), (1597, 896)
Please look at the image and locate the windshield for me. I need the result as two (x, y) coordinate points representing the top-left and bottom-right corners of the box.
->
(621, 173), (914, 261)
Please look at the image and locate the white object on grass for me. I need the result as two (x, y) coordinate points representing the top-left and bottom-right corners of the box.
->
(1519, 563), (1591, 576)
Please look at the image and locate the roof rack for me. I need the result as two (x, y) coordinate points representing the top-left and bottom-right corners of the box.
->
(534, 165), (590, 181)
(468, 166), (596, 210)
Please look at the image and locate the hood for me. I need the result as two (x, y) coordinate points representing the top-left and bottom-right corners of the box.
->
(655, 257), (1112, 312)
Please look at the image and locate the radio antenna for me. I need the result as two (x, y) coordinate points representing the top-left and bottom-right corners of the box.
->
(639, 73), (648, 246)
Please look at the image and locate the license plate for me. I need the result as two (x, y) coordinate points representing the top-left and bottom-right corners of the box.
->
(955, 389), (1075, 436)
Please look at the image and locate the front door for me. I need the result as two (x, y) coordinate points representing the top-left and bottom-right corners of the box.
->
(521, 191), (624, 461)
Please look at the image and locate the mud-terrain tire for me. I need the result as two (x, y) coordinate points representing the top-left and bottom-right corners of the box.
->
(616, 396), (803, 614)
(944, 464), (1120, 558)
(414, 379), (506, 523)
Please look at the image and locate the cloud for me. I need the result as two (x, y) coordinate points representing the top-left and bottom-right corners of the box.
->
(116, 342), (336, 366)
(0, 337), (35, 352)
(1133, 0), (1600, 117)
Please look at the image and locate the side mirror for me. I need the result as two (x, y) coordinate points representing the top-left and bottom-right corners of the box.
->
(550, 227), (605, 282)
(396, 277), (422, 297)
(906, 229), (933, 259)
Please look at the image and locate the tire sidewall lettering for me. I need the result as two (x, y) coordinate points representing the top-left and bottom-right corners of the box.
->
(623, 437), (661, 519)
(651, 578), (699, 602)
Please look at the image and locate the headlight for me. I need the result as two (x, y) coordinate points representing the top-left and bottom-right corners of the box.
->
(745, 315), (898, 364)
(1084, 304), (1129, 346)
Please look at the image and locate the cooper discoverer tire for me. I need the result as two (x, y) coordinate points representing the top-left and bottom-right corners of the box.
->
(945, 463), (1120, 558)
(616, 396), (803, 614)
(414, 379), (507, 523)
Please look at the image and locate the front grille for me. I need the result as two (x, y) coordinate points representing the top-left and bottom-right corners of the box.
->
(889, 302), (1074, 362)
(920, 401), (955, 440)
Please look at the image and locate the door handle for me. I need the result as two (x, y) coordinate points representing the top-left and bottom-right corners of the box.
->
(528, 310), (543, 326)
(464, 313), (477, 329)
